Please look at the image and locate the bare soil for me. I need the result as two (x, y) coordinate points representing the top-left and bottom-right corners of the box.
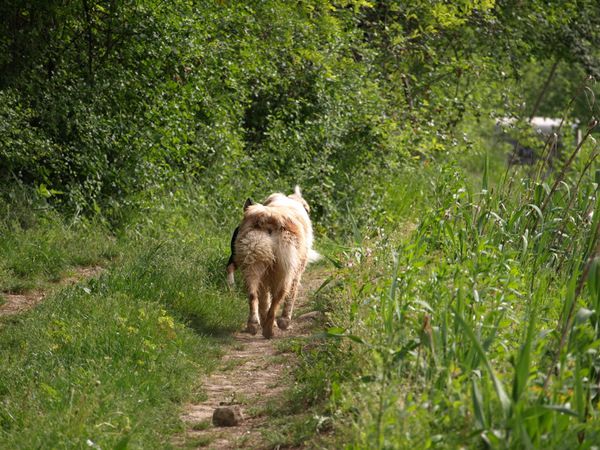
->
(179, 268), (326, 450)
(0, 266), (104, 317)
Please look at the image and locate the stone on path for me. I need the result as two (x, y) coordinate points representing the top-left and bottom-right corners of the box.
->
(212, 405), (244, 427)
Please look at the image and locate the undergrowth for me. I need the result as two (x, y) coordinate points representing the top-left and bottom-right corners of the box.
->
(294, 133), (600, 448)
(0, 187), (118, 293)
(0, 187), (246, 448)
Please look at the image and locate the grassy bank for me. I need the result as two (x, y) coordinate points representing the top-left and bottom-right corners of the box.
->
(0, 197), (118, 293)
(292, 146), (600, 448)
(0, 188), (246, 448)
(2, 152), (599, 448)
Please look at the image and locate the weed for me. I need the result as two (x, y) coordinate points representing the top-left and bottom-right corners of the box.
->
(184, 435), (212, 448)
(0, 214), (116, 293)
(293, 141), (600, 448)
(0, 189), (247, 448)
(191, 421), (211, 431)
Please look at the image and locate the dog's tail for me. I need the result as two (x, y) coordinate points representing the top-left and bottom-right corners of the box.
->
(308, 249), (321, 263)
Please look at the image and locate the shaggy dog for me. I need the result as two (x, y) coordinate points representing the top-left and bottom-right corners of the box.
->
(227, 186), (319, 339)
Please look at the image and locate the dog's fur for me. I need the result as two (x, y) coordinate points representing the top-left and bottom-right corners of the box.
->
(228, 186), (319, 339)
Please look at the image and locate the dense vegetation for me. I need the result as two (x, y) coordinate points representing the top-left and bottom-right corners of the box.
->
(0, 189), (246, 448)
(1, 0), (600, 448)
(3, 0), (598, 225)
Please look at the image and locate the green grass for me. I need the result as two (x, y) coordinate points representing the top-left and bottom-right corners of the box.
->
(291, 150), (600, 448)
(191, 420), (211, 431)
(0, 188), (247, 448)
(0, 216), (117, 293)
(4, 147), (600, 448)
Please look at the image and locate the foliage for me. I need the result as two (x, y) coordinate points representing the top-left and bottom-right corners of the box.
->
(1, 0), (600, 447)
(297, 133), (600, 447)
(1, 0), (598, 227)
(0, 1), (388, 224)
(0, 187), (246, 448)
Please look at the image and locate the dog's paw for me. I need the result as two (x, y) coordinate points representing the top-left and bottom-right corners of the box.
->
(262, 326), (274, 339)
(276, 317), (291, 330)
(245, 322), (259, 335)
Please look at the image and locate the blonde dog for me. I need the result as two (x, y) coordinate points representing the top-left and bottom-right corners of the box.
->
(227, 186), (319, 339)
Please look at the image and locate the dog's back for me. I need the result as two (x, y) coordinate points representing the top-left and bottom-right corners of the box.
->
(234, 202), (308, 279)
(231, 187), (316, 338)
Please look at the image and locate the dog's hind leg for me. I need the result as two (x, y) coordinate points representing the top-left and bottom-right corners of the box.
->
(258, 284), (271, 327)
(245, 291), (260, 335)
(262, 290), (286, 339)
(277, 275), (300, 331)
(262, 274), (294, 339)
(226, 226), (240, 287)
(244, 264), (267, 335)
(277, 258), (306, 331)
(226, 262), (236, 287)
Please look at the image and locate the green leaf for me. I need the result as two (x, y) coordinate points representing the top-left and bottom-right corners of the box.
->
(40, 383), (59, 400)
(391, 339), (419, 363)
(326, 327), (346, 336)
(471, 378), (488, 429)
(453, 307), (511, 417)
(326, 327), (365, 344)
(574, 356), (585, 421)
(527, 204), (544, 225)
(346, 334), (365, 344)
(541, 404), (578, 417)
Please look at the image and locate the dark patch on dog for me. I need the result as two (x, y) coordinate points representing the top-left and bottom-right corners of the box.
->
(227, 225), (240, 268)
(227, 198), (255, 274)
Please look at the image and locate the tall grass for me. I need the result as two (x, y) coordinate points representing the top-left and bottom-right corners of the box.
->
(0, 214), (118, 293)
(0, 186), (246, 448)
(298, 121), (600, 448)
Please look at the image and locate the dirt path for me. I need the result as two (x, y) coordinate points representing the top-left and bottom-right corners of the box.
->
(179, 268), (326, 450)
(0, 266), (104, 317)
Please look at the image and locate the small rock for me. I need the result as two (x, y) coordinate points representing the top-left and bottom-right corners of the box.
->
(297, 311), (323, 321)
(212, 405), (243, 427)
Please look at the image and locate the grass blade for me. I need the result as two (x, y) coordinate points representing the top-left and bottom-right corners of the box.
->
(453, 307), (511, 417)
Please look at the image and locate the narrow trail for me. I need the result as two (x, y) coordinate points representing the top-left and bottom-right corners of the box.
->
(0, 266), (104, 317)
(179, 268), (326, 450)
